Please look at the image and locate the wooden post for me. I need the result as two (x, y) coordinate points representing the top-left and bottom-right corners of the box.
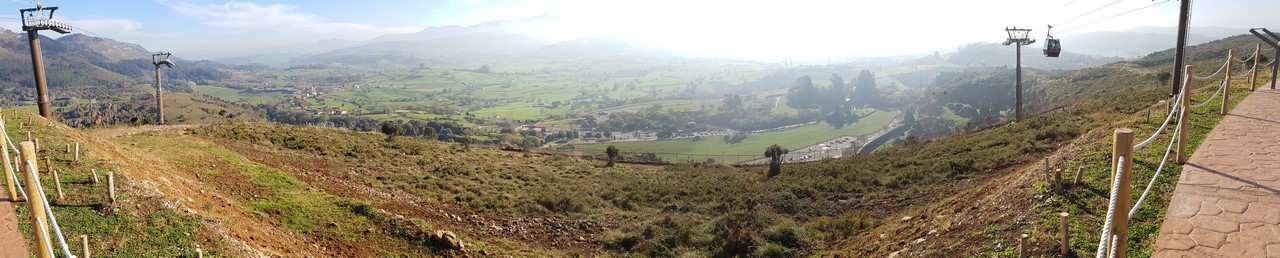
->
(74, 142), (79, 162)
(52, 169), (62, 200)
(20, 141), (52, 258)
(25, 131), (30, 142)
(1043, 159), (1051, 183)
(1177, 65), (1192, 164)
(1223, 49), (1233, 116)
(91, 169), (99, 184)
(197, 247), (203, 258)
(1252, 43), (1261, 91)
(1018, 233), (1028, 258)
(1112, 128), (1135, 258)
(64, 143), (69, 153)
(107, 171), (115, 203)
(1073, 167), (1084, 185)
(80, 234), (89, 258)
(1060, 212), (1070, 256)
(33, 138), (38, 153)
(2, 130), (17, 202)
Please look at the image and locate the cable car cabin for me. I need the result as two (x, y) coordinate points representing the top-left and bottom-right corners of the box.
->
(1044, 38), (1061, 57)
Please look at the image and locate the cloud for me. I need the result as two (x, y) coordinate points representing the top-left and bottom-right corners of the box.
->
(162, 0), (420, 36)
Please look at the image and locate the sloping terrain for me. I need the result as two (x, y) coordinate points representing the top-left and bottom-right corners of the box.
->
(4, 35), (1267, 257)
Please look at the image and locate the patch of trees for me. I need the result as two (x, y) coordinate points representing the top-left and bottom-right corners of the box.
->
(785, 73), (881, 128)
(260, 104), (471, 142)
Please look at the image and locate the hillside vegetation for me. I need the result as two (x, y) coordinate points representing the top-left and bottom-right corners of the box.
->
(4, 35), (1268, 257)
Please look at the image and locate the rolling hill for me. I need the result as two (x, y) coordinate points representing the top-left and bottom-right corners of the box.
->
(4, 33), (1266, 257)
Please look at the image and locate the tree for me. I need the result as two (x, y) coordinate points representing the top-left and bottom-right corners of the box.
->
(380, 121), (403, 141)
(764, 144), (789, 178)
(826, 74), (849, 109)
(851, 69), (883, 108)
(786, 76), (820, 109)
(605, 145), (620, 167)
(1153, 72), (1172, 87)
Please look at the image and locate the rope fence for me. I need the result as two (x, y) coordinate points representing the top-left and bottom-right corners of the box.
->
(0, 111), (82, 258)
(1087, 46), (1264, 257)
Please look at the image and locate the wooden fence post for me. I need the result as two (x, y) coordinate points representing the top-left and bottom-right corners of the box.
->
(1043, 159), (1051, 183)
(1060, 212), (1070, 256)
(1112, 128), (1135, 258)
(197, 247), (203, 258)
(1018, 233), (1028, 258)
(80, 234), (90, 258)
(1177, 65), (1192, 164)
(52, 169), (62, 200)
(20, 141), (52, 258)
(91, 169), (99, 184)
(1223, 49), (1233, 116)
(1252, 43), (1261, 91)
(74, 142), (79, 162)
(2, 130), (17, 202)
(1073, 167), (1084, 185)
(107, 171), (115, 203)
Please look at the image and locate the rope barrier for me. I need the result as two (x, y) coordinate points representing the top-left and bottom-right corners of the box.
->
(1192, 59), (1231, 80)
(1095, 156), (1126, 258)
(1129, 114), (1181, 218)
(27, 161), (75, 258)
(1133, 93), (1181, 150)
(1190, 79), (1227, 109)
(0, 117), (27, 201)
(1234, 50), (1260, 64)
(0, 111), (74, 257)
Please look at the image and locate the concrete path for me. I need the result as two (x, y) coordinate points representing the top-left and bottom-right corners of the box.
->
(1153, 88), (1280, 257)
(0, 197), (30, 258)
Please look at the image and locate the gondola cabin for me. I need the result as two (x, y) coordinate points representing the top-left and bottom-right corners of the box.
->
(1044, 38), (1061, 57)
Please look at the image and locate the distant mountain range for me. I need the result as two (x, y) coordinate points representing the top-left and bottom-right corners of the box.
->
(205, 16), (1259, 69)
(0, 27), (231, 106)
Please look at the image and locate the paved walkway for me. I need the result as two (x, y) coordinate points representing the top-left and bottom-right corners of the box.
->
(1154, 88), (1280, 257)
(1, 197), (29, 258)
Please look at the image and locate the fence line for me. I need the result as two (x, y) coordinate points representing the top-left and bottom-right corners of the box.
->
(1091, 47), (1259, 257)
(1, 110), (77, 258)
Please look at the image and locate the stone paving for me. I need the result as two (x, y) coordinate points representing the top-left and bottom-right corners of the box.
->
(1153, 88), (1280, 257)
(0, 197), (29, 258)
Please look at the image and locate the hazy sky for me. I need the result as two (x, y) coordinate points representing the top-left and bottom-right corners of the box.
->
(0, 0), (1275, 59)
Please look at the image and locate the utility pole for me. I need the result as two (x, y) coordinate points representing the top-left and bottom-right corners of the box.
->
(19, 4), (72, 119)
(152, 52), (174, 124)
(1170, 0), (1192, 96)
(1004, 27), (1034, 121)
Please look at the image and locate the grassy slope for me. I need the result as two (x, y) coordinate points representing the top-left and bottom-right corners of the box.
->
(6, 36), (1263, 257)
(575, 109), (897, 162)
(4, 110), (235, 257)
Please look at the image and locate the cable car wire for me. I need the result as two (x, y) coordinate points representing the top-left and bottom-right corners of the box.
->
(1058, 0), (1172, 34)
(1057, 0), (1122, 26)
(1018, 0), (1076, 26)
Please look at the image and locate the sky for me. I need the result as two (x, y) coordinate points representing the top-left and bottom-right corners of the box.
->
(0, 0), (1274, 60)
